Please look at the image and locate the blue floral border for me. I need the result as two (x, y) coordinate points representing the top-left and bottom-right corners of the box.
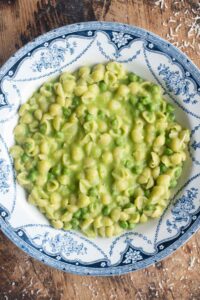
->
(0, 22), (200, 276)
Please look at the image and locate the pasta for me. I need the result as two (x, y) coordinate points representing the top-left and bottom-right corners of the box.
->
(10, 62), (190, 238)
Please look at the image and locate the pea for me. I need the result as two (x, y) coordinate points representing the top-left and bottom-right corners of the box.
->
(129, 95), (138, 106)
(111, 119), (118, 128)
(128, 223), (136, 230)
(85, 113), (93, 121)
(132, 166), (142, 175)
(81, 207), (88, 214)
(28, 169), (37, 181)
(71, 218), (79, 229)
(24, 142), (32, 151)
(136, 103), (145, 111)
(48, 173), (55, 181)
(102, 206), (110, 216)
(146, 103), (156, 112)
(164, 148), (173, 156)
(63, 107), (71, 117)
(170, 179), (177, 188)
(115, 137), (125, 146)
(62, 168), (69, 175)
(99, 81), (107, 92)
(119, 220), (128, 229)
(39, 124), (46, 134)
(165, 137), (171, 145)
(124, 160), (134, 169)
(73, 96), (80, 107)
(141, 96), (151, 105)
(21, 153), (29, 163)
(151, 85), (160, 94)
(128, 73), (138, 82)
(137, 77), (143, 83)
(55, 132), (64, 139)
(89, 188), (98, 197)
(175, 167), (182, 179)
(82, 213), (90, 220)
(160, 163), (167, 173)
(98, 110), (105, 118)
(51, 165), (61, 176)
(123, 203), (132, 209)
(144, 190), (150, 197)
(132, 110), (140, 118)
(168, 112), (175, 121)
(166, 103), (174, 113)
(74, 210), (82, 219)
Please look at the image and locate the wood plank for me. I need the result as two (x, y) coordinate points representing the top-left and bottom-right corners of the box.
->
(0, 1), (200, 299)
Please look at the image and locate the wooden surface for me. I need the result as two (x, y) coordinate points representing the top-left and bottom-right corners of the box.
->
(0, 1), (200, 299)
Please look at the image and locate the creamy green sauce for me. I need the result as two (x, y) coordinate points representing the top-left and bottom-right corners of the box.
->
(10, 62), (190, 238)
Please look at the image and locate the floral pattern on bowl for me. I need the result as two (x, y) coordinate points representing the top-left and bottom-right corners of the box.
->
(0, 22), (200, 276)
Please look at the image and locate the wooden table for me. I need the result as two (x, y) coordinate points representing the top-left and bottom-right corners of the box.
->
(0, 1), (200, 299)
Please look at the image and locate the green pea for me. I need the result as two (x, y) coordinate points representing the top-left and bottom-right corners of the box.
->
(51, 165), (61, 176)
(175, 167), (182, 179)
(129, 95), (138, 106)
(144, 190), (150, 197)
(128, 73), (138, 82)
(132, 166), (142, 175)
(73, 96), (80, 107)
(170, 179), (177, 188)
(48, 173), (55, 181)
(70, 184), (76, 192)
(85, 113), (93, 121)
(165, 137), (171, 145)
(81, 207), (88, 214)
(28, 169), (37, 181)
(132, 110), (140, 118)
(62, 168), (69, 175)
(137, 77), (143, 83)
(73, 210), (82, 219)
(166, 103), (174, 113)
(136, 103), (145, 111)
(123, 203), (132, 209)
(89, 188), (98, 197)
(99, 81), (107, 92)
(119, 220), (128, 229)
(124, 160), (134, 169)
(71, 218), (79, 229)
(82, 213), (90, 220)
(63, 107), (71, 117)
(145, 204), (155, 211)
(24, 143), (32, 151)
(21, 153), (29, 163)
(151, 85), (160, 94)
(141, 96), (151, 105)
(168, 112), (175, 121)
(115, 137), (125, 146)
(160, 163), (167, 173)
(146, 103), (156, 112)
(128, 223), (136, 229)
(39, 124), (46, 134)
(98, 110), (105, 118)
(102, 206), (110, 216)
(164, 148), (173, 156)
(55, 132), (64, 139)
(111, 118), (118, 129)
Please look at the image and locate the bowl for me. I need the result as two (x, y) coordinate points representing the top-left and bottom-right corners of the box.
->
(0, 21), (199, 276)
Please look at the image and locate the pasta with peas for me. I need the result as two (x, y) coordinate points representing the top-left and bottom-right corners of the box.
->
(10, 61), (190, 238)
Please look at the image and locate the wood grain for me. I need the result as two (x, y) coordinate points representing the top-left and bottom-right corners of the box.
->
(0, 1), (200, 299)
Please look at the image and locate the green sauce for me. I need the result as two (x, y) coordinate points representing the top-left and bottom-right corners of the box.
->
(10, 62), (190, 238)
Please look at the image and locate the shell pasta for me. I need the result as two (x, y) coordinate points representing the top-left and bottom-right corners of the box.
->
(10, 62), (190, 238)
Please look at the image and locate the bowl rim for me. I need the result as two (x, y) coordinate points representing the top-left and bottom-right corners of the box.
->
(0, 21), (200, 276)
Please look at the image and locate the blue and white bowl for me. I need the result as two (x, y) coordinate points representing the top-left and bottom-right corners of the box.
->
(0, 22), (199, 276)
